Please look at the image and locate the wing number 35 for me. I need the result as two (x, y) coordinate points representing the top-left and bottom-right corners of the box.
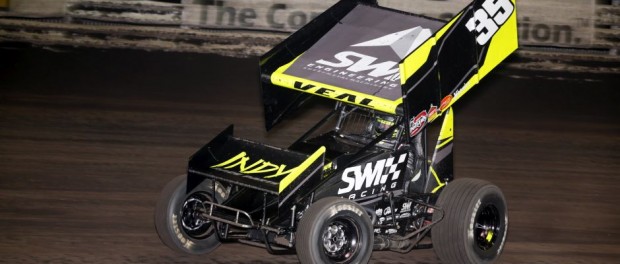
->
(465, 0), (514, 45)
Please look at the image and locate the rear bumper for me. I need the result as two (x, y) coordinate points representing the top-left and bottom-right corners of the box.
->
(200, 200), (283, 234)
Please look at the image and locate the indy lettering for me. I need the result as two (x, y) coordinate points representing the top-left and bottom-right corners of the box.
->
(211, 152), (296, 179)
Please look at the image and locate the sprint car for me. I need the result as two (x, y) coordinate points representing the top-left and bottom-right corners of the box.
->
(155, 0), (518, 263)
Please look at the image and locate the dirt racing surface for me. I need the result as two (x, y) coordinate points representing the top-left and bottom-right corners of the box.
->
(0, 45), (618, 263)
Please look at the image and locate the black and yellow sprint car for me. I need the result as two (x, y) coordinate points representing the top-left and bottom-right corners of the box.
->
(155, 0), (518, 263)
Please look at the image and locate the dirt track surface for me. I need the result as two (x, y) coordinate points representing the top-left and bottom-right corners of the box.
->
(0, 46), (618, 263)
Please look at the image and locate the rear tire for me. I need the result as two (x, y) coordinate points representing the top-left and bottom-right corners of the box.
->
(154, 175), (227, 255)
(432, 178), (508, 263)
(296, 197), (373, 264)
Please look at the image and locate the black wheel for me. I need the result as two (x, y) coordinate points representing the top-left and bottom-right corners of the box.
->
(432, 178), (508, 263)
(296, 197), (373, 264)
(154, 175), (227, 254)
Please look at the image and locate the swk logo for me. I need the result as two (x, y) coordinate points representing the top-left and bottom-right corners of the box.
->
(338, 153), (408, 195)
(316, 26), (432, 79)
(316, 51), (400, 79)
(466, 0), (515, 45)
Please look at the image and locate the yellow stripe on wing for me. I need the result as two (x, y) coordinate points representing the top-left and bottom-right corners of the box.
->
(279, 146), (326, 193)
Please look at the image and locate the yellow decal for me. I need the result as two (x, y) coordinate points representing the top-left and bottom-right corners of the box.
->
(322, 162), (333, 173)
(0, 0), (8, 9)
(436, 107), (454, 149)
(486, 230), (495, 242)
(211, 147), (326, 193)
(431, 167), (446, 193)
(279, 147), (325, 193)
(211, 152), (296, 179)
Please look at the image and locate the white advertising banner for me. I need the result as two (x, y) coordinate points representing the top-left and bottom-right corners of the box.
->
(0, 0), (607, 49)
(514, 0), (595, 47)
(181, 0), (338, 32)
(180, 0), (597, 48)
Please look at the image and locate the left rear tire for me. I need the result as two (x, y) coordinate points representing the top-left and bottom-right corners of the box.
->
(154, 175), (226, 255)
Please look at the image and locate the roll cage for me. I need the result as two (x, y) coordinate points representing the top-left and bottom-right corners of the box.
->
(290, 102), (405, 159)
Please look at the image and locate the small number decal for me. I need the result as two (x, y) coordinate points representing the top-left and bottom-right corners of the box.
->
(466, 0), (514, 45)
(466, 9), (498, 45)
(483, 0), (514, 25)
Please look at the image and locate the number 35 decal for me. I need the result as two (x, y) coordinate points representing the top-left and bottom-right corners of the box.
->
(465, 0), (515, 45)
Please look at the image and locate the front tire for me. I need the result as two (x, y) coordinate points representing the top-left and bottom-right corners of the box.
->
(296, 197), (373, 264)
(154, 175), (227, 255)
(432, 178), (508, 263)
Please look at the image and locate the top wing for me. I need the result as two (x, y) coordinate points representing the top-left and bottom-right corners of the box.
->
(260, 0), (518, 132)
(270, 4), (444, 114)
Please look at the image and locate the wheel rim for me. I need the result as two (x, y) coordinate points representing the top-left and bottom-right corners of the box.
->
(180, 192), (214, 239)
(321, 217), (360, 262)
(474, 204), (501, 251)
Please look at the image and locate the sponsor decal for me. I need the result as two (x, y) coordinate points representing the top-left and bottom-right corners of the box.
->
(398, 212), (412, 219)
(428, 105), (439, 122)
(453, 86), (465, 100)
(292, 81), (373, 106)
(383, 207), (392, 216)
(409, 110), (428, 137)
(334, 204), (364, 217)
(409, 95), (453, 136)
(172, 213), (196, 249)
(375, 201), (414, 225)
(401, 201), (412, 213)
(440, 95), (453, 111)
(309, 52), (401, 91)
(465, 0), (515, 45)
(211, 152), (296, 178)
(311, 26), (432, 90)
(338, 153), (408, 199)
(315, 52), (400, 80)
(375, 208), (383, 217)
